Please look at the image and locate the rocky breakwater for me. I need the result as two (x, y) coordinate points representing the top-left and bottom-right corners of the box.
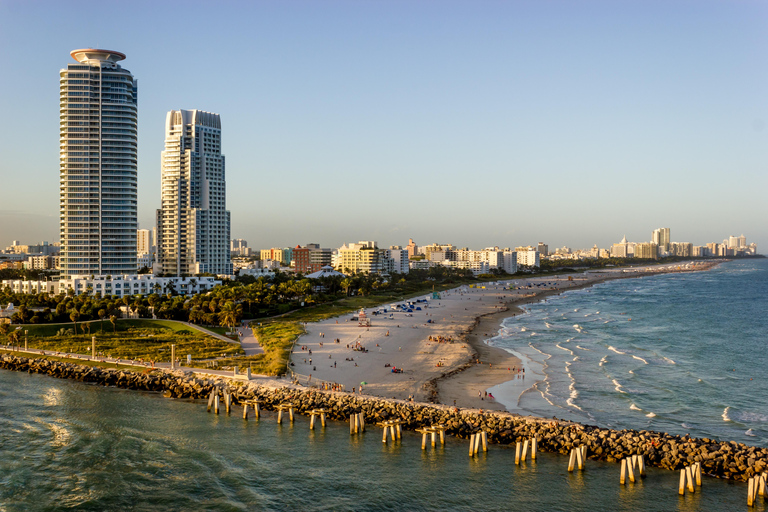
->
(2, 353), (766, 482)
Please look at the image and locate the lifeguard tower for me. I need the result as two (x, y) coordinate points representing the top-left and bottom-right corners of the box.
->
(357, 309), (371, 327)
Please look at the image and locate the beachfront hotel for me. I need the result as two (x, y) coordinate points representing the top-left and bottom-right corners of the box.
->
(59, 49), (138, 277)
(156, 110), (232, 276)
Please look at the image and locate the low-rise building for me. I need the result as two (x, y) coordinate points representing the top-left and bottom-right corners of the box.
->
(293, 244), (333, 274)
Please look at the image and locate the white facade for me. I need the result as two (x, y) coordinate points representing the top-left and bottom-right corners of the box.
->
(1, 280), (60, 295)
(385, 246), (410, 274)
(60, 49), (138, 277)
(441, 260), (489, 275)
(59, 274), (221, 298)
(502, 251), (518, 274)
(157, 110), (231, 276)
(517, 250), (541, 267)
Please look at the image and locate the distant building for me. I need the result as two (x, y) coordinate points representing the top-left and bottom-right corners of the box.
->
(293, 244), (333, 274)
(516, 249), (540, 267)
(231, 239), (250, 256)
(537, 243), (549, 257)
(634, 242), (659, 260)
(24, 255), (59, 270)
(406, 238), (419, 258)
(336, 241), (389, 274)
(259, 248), (293, 266)
(385, 246), (410, 274)
(611, 236), (632, 258)
(652, 228), (671, 252)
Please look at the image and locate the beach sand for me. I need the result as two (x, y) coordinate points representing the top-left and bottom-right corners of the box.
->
(288, 261), (718, 412)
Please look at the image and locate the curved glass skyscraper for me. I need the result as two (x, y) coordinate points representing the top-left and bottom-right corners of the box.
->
(59, 49), (138, 277)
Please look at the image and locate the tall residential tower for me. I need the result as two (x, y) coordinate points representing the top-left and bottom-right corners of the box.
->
(59, 49), (138, 277)
(156, 110), (231, 276)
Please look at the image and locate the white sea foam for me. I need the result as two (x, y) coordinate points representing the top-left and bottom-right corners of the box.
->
(574, 309), (579, 312)
(628, 370), (634, 374)
(520, 327), (527, 332)
(595, 311), (600, 314)
(575, 345), (591, 351)
(681, 423), (691, 429)
(632, 355), (649, 364)
(555, 343), (574, 355)
(608, 346), (626, 355)
(612, 379), (627, 393)
(630, 403), (642, 411)
(646, 412), (656, 418)
(722, 407), (731, 422)
(662, 356), (676, 365)
(599, 356), (607, 367)
(545, 322), (553, 329)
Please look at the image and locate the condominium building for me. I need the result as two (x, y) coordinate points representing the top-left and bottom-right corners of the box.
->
(293, 244), (333, 274)
(59, 49), (138, 277)
(336, 241), (389, 274)
(634, 242), (659, 260)
(652, 228), (671, 252)
(516, 249), (540, 267)
(385, 246), (410, 274)
(156, 110), (232, 276)
(259, 248), (293, 266)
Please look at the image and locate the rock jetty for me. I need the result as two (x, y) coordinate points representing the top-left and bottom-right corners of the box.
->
(2, 353), (765, 482)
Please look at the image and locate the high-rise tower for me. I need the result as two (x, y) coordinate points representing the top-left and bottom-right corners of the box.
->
(59, 49), (138, 277)
(156, 110), (231, 276)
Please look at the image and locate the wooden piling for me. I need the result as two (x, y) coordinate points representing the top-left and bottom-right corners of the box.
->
(430, 430), (437, 448)
(626, 457), (635, 483)
(474, 432), (481, 454)
(350, 414), (357, 434)
(521, 439), (529, 461)
(685, 466), (695, 493)
(758, 473), (766, 497)
(469, 434), (476, 456)
(694, 462), (701, 486)
(214, 395), (220, 415)
(748, 477), (755, 507)
(637, 454), (645, 477)
(207, 391), (215, 412)
(382, 425), (388, 443)
(277, 409), (283, 424)
(531, 437), (537, 460)
(620, 458), (627, 485)
(679, 469), (686, 495)
(359, 414), (365, 432)
(481, 431), (488, 452)
(310, 414), (316, 430)
(515, 442), (521, 465)
(225, 392), (231, 414)
(575, 445), (584, 470)
(243, 403), (249, 419)
(568, 449), (576, 472)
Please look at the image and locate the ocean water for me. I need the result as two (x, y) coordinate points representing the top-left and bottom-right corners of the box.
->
(490, 259), (768, 446)
(0, 370), (751, 511)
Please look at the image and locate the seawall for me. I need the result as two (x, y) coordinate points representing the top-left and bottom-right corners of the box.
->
(2, 352), (766, 482)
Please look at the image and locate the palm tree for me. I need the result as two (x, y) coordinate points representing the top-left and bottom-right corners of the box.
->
(70, 311), (80, 334)
(341, 278), (352, 296)
(218, 301), (242, 334)
(109, 315), (117, 333)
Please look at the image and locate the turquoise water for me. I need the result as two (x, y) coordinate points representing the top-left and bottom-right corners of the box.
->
(0, 370), (753, 511)
(491, 259), (768, 447)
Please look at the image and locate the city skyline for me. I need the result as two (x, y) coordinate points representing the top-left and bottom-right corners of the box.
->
(1, 1), (767, 252)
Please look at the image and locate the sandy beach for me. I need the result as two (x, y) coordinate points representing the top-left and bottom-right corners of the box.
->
(289, 261), (718, 412)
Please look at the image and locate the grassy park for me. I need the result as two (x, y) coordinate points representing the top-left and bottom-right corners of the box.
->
(17, 319), (243, 362)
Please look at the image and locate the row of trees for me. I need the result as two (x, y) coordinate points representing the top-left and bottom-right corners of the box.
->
(1, 265), (483, 328)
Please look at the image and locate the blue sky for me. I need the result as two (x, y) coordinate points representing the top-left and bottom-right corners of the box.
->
(0, 0), (766, 252)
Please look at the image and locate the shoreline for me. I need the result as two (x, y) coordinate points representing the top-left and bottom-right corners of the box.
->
(436, 260), (724, 413)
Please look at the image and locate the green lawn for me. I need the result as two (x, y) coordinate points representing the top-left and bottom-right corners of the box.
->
(15, 320), (244, 362)
(0, 348), (154, 371)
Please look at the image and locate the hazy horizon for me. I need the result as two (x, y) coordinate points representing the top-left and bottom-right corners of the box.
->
(1, 0), (766, 252)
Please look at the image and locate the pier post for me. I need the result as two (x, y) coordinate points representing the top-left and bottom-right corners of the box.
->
(626, 457), (636, 483)
(382, 424), (388, 443)
(575, 445), (584, 470)
(638, 454), (646, 477)
(694, 462), (701, 486)
(24, 330), (27, 351)
(481, 431), (488, 452)
(515, 442), (521, 465)
(679, 469), (686, 495)
(278, 409), (283, 424)
(225, 392), (231, 414)
(748, 477), (755, 507)
(207, 390), (215, 412)
(758, 473), (766, 497)
(310, 413), (316, 430)
(419, 429), (428, 449)
(568, 449), (576, 472)
(92, 336), (96, 359)
(243, 403), (249, 419)
(469, 434), (476, 456)
(430, 430), (437, 448)
(214, 395), (220, 414)
(350, 414), (356, 434)
(685, 466), (695, 493)
(532, 437), (537, 460)
(171, 344), (175, 370)
(289, 406), (294, 422)
(620, 459), (627, 484)
(521, 440), (529, 461)
(360, 414), (365, 432)
(321, 411), (326, 427)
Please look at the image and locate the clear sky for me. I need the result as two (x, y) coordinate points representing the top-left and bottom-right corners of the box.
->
(0, 0), (766, 252)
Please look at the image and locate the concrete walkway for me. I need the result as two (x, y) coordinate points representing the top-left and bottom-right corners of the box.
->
(239, 321), (264, 356)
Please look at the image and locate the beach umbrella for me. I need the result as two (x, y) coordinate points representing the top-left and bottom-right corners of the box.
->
(360, 381), (367, 385)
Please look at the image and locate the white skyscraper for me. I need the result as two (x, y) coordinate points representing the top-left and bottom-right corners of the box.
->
(59, 49), (138, 277)
(156, 110), (231, 276)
